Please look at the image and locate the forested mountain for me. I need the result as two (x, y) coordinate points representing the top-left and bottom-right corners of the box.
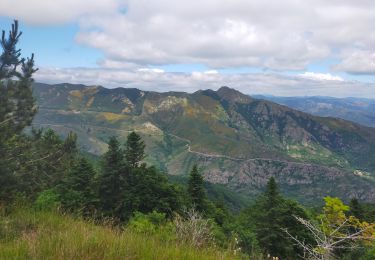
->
(32, 83), (375, 204)
(255, 95), (375, 128)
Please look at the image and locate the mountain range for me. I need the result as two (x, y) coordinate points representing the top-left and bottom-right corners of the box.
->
(254, 95), (375, 128)
(32, 83), (375, 205)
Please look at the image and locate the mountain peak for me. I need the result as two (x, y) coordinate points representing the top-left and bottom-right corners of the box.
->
(216, 86), (251, 104)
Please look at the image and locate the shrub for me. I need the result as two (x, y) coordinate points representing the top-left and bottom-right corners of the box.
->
(127, 211), (167, 233)
(34, 189), (60, 211)
(173, 208), (214, 248)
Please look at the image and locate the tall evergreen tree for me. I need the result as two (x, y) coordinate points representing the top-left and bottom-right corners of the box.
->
(0, 20), (37, 202)
(249, 177), (312, 259)
(187, 165), (207, 212)
(98, 136), (124, 216)
(59, 157), (96, 214)
(19, 129), (78, 197)
(125, 131), (145, 168)
(254, 177), (285, 256)
(0, 20), (37, 139)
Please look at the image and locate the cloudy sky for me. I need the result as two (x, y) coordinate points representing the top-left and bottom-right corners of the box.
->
(1, 0), (375, 97)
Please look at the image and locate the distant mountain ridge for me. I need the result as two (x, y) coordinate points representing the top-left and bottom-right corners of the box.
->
(254, 95), (375, 128)
(32, 83), (375, 204)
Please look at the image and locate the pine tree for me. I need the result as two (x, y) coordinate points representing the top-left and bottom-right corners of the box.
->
(0, 20), (37, 202)
(187, 165), (207, 212)
(59, 157), (96, 214)
(125, 131), (145, 168)
(254, 177), (285, 256)
(251, 177), (312, 259)
(0, 20), (37, 139)
(98, 136), (124, 216)
(12, 129), (78, 198)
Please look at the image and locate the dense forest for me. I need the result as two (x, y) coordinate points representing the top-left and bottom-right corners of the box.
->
(1, 21), (374, 260)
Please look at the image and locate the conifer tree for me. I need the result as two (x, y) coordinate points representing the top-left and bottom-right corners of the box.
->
(187, 165), (207, 212)
(123, 166), (181, 218)
(0, 20), (37, 139)
(0, 20), (37, 202)
(59, 157), (96, 214)
(125, 131), (145, 168)
(251, 177), (312, 259)
(254, 177), (285, 256)
(98, 136), (124, 216)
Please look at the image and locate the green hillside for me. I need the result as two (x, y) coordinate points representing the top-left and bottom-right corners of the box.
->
(32, 83), (375, 204)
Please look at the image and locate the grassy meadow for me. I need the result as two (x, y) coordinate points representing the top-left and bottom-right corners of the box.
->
(0, 208), (239, 260)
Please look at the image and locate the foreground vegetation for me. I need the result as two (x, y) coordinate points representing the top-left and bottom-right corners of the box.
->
(1, 21), (374, 259)
(0, 208), (237, 260)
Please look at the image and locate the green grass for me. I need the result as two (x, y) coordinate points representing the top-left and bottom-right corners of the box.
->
(0, 208), (238, 260)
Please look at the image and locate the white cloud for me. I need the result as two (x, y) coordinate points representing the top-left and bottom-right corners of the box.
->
(0, 0), (375, 80)
(299, 72), (344, 81)
(204, 70), (219, 75)
(333, 50), (375, 75)
(2, 1), (375, 75)
(73, 0), (375, 71)
(34, 67), (375, 98)
(138, 68), (165, 73)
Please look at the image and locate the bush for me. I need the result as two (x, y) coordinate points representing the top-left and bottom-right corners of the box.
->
(34, 189), (60, 211)
(127, 211), (176, 242)
(173, 208), (214, 248)
(128, 211), (162, 234)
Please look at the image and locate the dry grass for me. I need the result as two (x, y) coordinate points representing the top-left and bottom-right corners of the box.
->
(0, 209), (238, 260)
(97, 112), (127, 122)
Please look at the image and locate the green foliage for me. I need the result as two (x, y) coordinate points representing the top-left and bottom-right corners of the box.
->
(128, 211), (167, 234)
(240, 177), (313, 259)
(360, 243), (375, 260)
(98, 136), (125, 217)
(0, 128), (77, 203)
(0, 208), (237, 259)
(362, 203), (375, 223)
(19, 130), (77, 196)
(95, 134), (184, 220)
(187, 165), (208, 213)
(34, 189), (60, 211)
(168, 174), (250, 212)
(350, 198), (365, 220)
(57, 157), (96, 214)
(125, 131), (145, 168)
(0, 20), (38, 202)
(319, 196), (350, 235)
(123, 166), (182, 218)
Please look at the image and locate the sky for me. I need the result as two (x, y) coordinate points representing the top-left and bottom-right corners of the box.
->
(1, 0), (375, 97)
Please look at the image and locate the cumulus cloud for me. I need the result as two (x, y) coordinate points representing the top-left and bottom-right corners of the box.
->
(34, 68), (375, 98)
(3, 0), (375, 73)
(333, 50), (375, 75)
(299, 72), (344, 81)
(73, 0), (375, 71)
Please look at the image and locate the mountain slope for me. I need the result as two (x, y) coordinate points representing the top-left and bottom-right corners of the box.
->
(32, 83), (375, 204)
(255, 95), (375, 128)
